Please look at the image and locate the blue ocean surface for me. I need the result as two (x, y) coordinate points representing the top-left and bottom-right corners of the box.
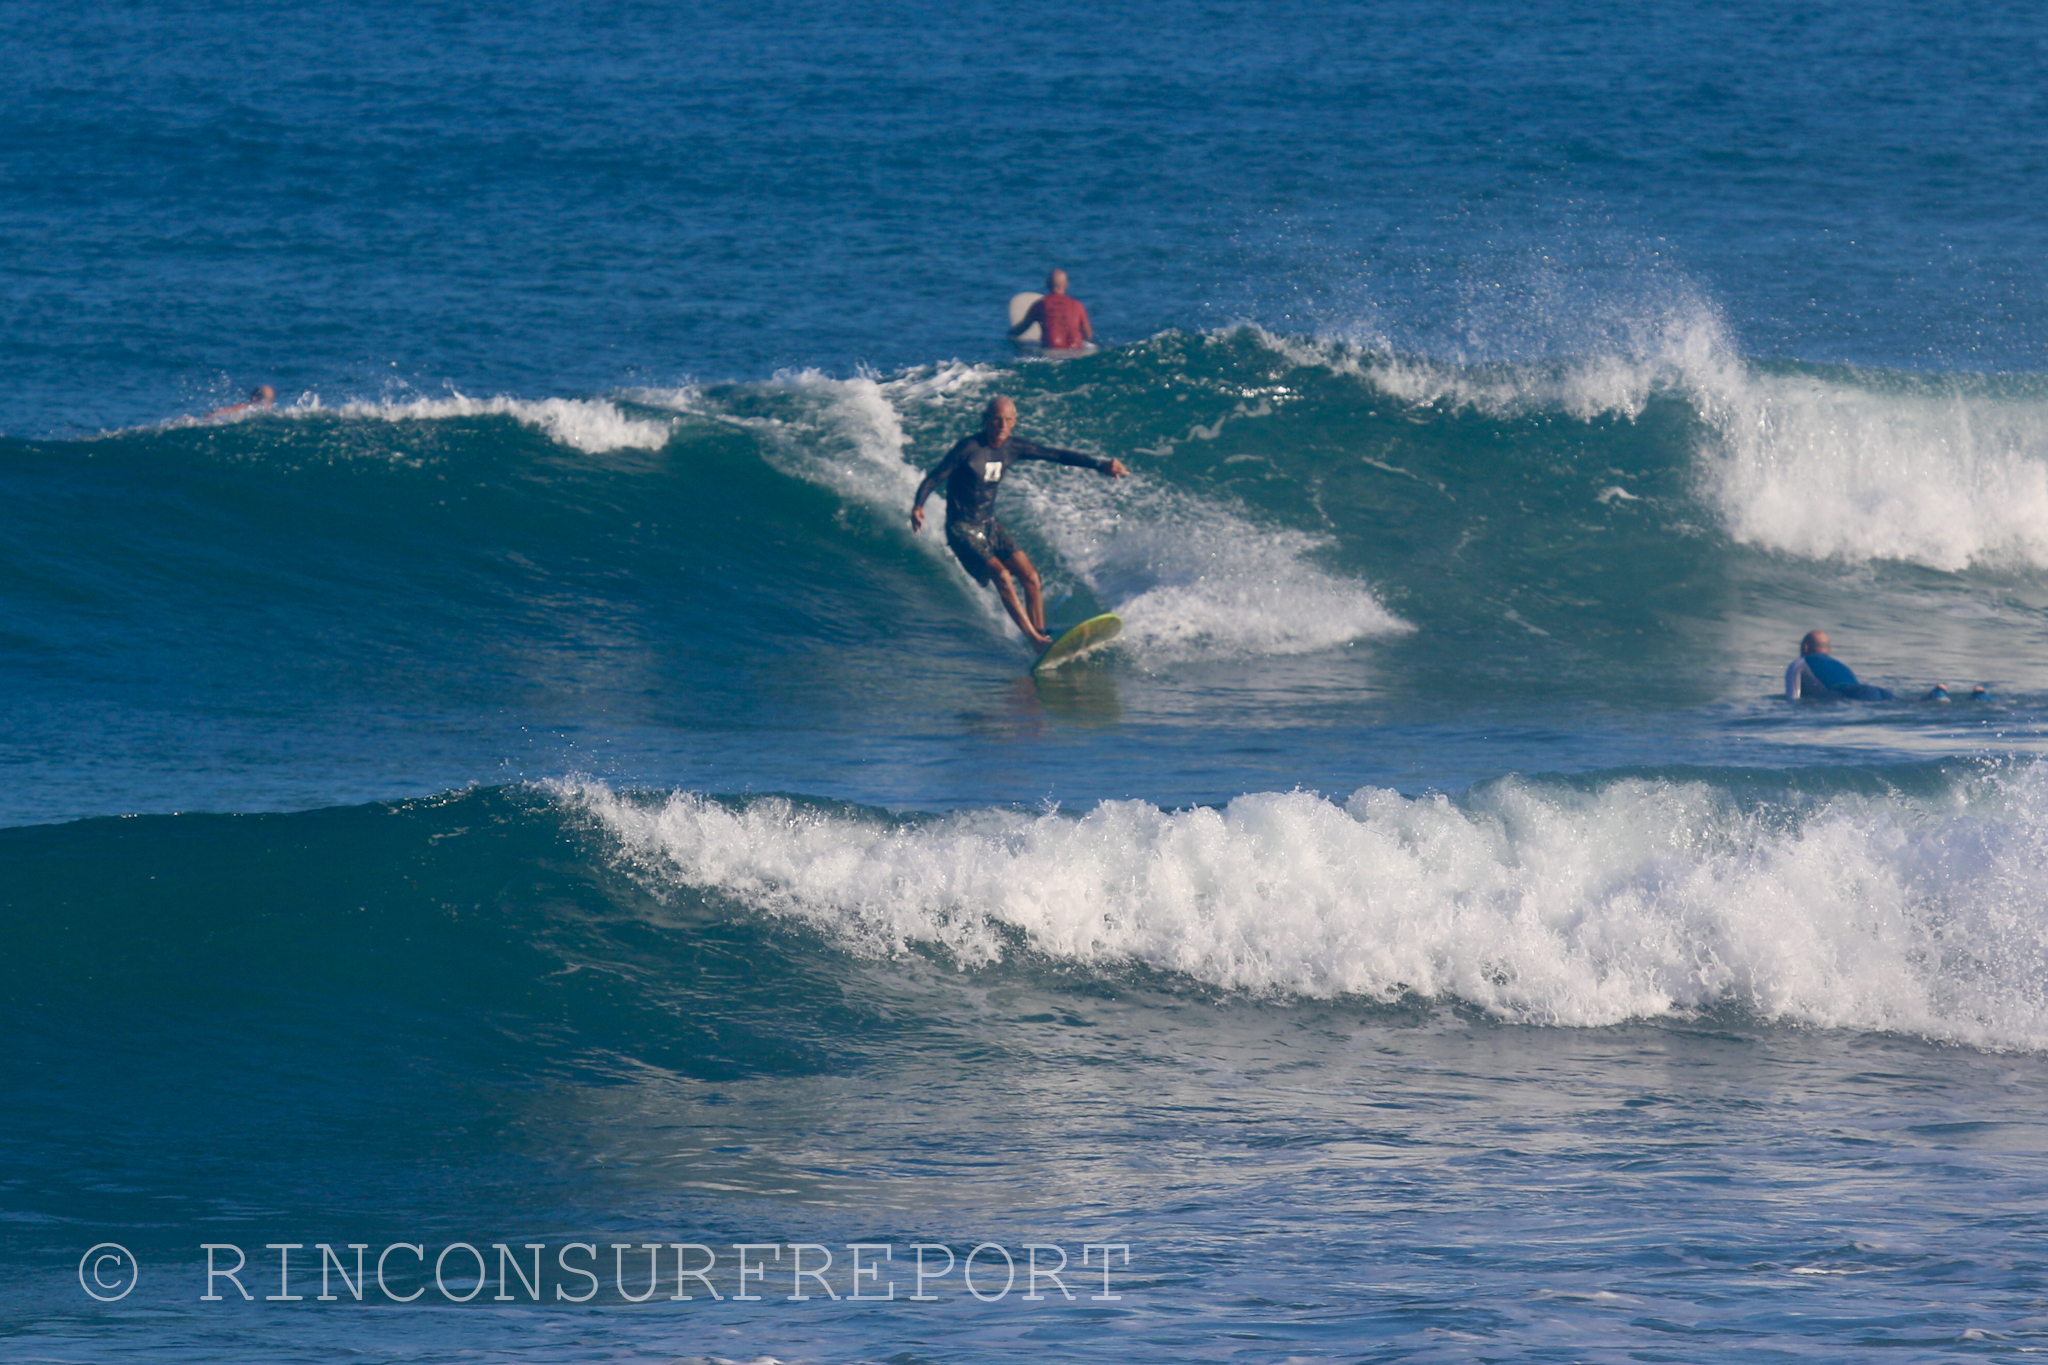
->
(6, 1), (2048, 1360)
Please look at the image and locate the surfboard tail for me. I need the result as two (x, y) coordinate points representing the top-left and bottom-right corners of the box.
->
(1033, 613), (1122, 674)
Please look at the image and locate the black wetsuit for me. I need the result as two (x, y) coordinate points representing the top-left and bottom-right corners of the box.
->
(913, 434), (1111, 581)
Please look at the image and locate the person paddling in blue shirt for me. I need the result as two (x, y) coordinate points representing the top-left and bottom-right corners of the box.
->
(1783, 629), (1989, 702)
(1785, 626), (1892, 699)
(1784, 630), (1892, 701)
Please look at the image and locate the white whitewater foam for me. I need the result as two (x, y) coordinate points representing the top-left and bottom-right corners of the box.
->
(290, 393), (674, 454)
(567, 766), (2048, 1051)
(1010, 469), (1407, 660)
(1692, 369), (2048, 571)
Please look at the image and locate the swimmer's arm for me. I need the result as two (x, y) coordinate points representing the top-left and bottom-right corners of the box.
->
(1009, 439), (1128, 477)
(1008, 298), (1046, 339)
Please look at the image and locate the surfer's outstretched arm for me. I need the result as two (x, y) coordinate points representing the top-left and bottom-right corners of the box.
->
(1008, 439), (1127, 477)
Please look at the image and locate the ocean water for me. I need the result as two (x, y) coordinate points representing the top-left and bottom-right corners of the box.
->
(7, 1), (2048, 1360)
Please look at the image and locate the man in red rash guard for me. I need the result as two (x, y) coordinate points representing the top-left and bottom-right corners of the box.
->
(1010, 269), (1094, 351)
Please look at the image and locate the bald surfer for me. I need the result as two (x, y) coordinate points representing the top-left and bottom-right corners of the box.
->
(911, 396), (1127, 648)
(1786, 629), (1990, 703)
(1784, 630), (1893, 700)
(1009, 270), (1094, 351)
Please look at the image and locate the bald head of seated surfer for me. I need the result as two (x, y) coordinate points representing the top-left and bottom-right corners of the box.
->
(1008, 269), (1094, 350)
(205, 385), (276, 420)
(909, 395), (1127, 649)
(1784, 629), (1894, 701)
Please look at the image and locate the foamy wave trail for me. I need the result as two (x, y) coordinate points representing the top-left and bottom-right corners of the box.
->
(566, 765), (2048, 1051)
(283, 393), (676, 453)
(650, 363), (1407, 660)
(1014, 467), (1407, 660)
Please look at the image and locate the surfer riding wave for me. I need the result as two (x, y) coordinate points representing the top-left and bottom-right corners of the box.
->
(910, 396), (1127, 648)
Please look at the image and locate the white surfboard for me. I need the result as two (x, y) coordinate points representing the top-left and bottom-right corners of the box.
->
(1008, 292), (1043, 343)
(1008, 291), (1097, 354)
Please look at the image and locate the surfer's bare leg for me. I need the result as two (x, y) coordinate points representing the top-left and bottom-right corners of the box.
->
(1004, 549), (1047, 635)
(987, 561), (1052, 648)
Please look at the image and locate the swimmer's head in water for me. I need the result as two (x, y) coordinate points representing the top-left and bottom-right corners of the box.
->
(983, 395), (1018, 444)
(1047, 269), (1068, 294)
(1800, 630), (1832, 656)
(253, 385), (275, 404)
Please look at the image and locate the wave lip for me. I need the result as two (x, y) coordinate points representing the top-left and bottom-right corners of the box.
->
(178, 392), (677, 454)
(565, 766), (2048, 1052)
(1243, 304), (1737, 424)
(323, 393), (674, 454)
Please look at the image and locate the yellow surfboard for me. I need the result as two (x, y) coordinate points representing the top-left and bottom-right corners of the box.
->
(1033, 612), (1122, 674)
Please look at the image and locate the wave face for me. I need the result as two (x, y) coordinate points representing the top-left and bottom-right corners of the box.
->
(11, 777), (2048, 1365)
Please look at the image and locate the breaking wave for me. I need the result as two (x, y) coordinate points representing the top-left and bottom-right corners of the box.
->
(569, 763), (2048, 1052)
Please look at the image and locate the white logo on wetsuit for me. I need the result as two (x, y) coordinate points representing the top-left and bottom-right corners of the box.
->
(981, 460), (1003, 482)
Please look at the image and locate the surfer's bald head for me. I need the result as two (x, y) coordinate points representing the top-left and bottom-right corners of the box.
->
(1047, 269), (1068, 293)
(983, 396), (1018, 442)
(1800, 630), (1831, 655)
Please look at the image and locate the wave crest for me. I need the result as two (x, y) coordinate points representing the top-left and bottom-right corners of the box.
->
(280, 393), (675, 453)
